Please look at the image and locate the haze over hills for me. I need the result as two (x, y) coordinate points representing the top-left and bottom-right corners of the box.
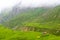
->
(1, 7), (47, 27)
(0, 2), (51, 24)
(0, 5), (60, 29)
(0, 3), (60, 40)
(0, 0), (60, 40)
(0, 2), (60, 29)
(0, 0), (60, 32)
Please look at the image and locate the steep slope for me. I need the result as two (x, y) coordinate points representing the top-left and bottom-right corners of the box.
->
(1, 6), (60, 36)
(41, 6), (60, 22)
(2, 8), (47, 28)
(2, 6), (60, 30)
(0, 6), (34, 24)
(38, 6), (60, 29)
(24, 6), (60, 29)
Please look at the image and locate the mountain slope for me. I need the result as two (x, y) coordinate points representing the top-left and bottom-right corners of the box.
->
(2, 6), (60, 30)
(2, 8), (47, 28)
(1, 6), (60, 36)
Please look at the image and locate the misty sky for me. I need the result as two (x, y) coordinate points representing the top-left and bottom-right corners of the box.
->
(0, 0), (60, 12)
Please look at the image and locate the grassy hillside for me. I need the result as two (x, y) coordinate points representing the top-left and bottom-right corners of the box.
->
(0, 25), (60, 40)
(0, 6), (60, 40)
(20, 6), (60, 29)
(1, 6), (60, 33)
(2, 8), (47, 28)
(2, 6), (60, 29)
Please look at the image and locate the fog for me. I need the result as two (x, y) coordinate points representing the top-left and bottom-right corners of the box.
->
(0, 0), (60, 12)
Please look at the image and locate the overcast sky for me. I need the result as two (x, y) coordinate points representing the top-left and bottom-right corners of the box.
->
(0, 0), (60, 12)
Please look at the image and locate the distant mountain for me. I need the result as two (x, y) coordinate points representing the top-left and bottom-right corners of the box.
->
(0, 4), (36, 23)
(0, 2), (52, 24)
(40, 6), (60, 23)
(1, 5), (60, 30)
(1, 7), (48, 28)
(1, 3), (60, 30)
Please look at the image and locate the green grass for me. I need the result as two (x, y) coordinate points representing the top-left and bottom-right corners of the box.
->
(0, 25), (60, 40)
